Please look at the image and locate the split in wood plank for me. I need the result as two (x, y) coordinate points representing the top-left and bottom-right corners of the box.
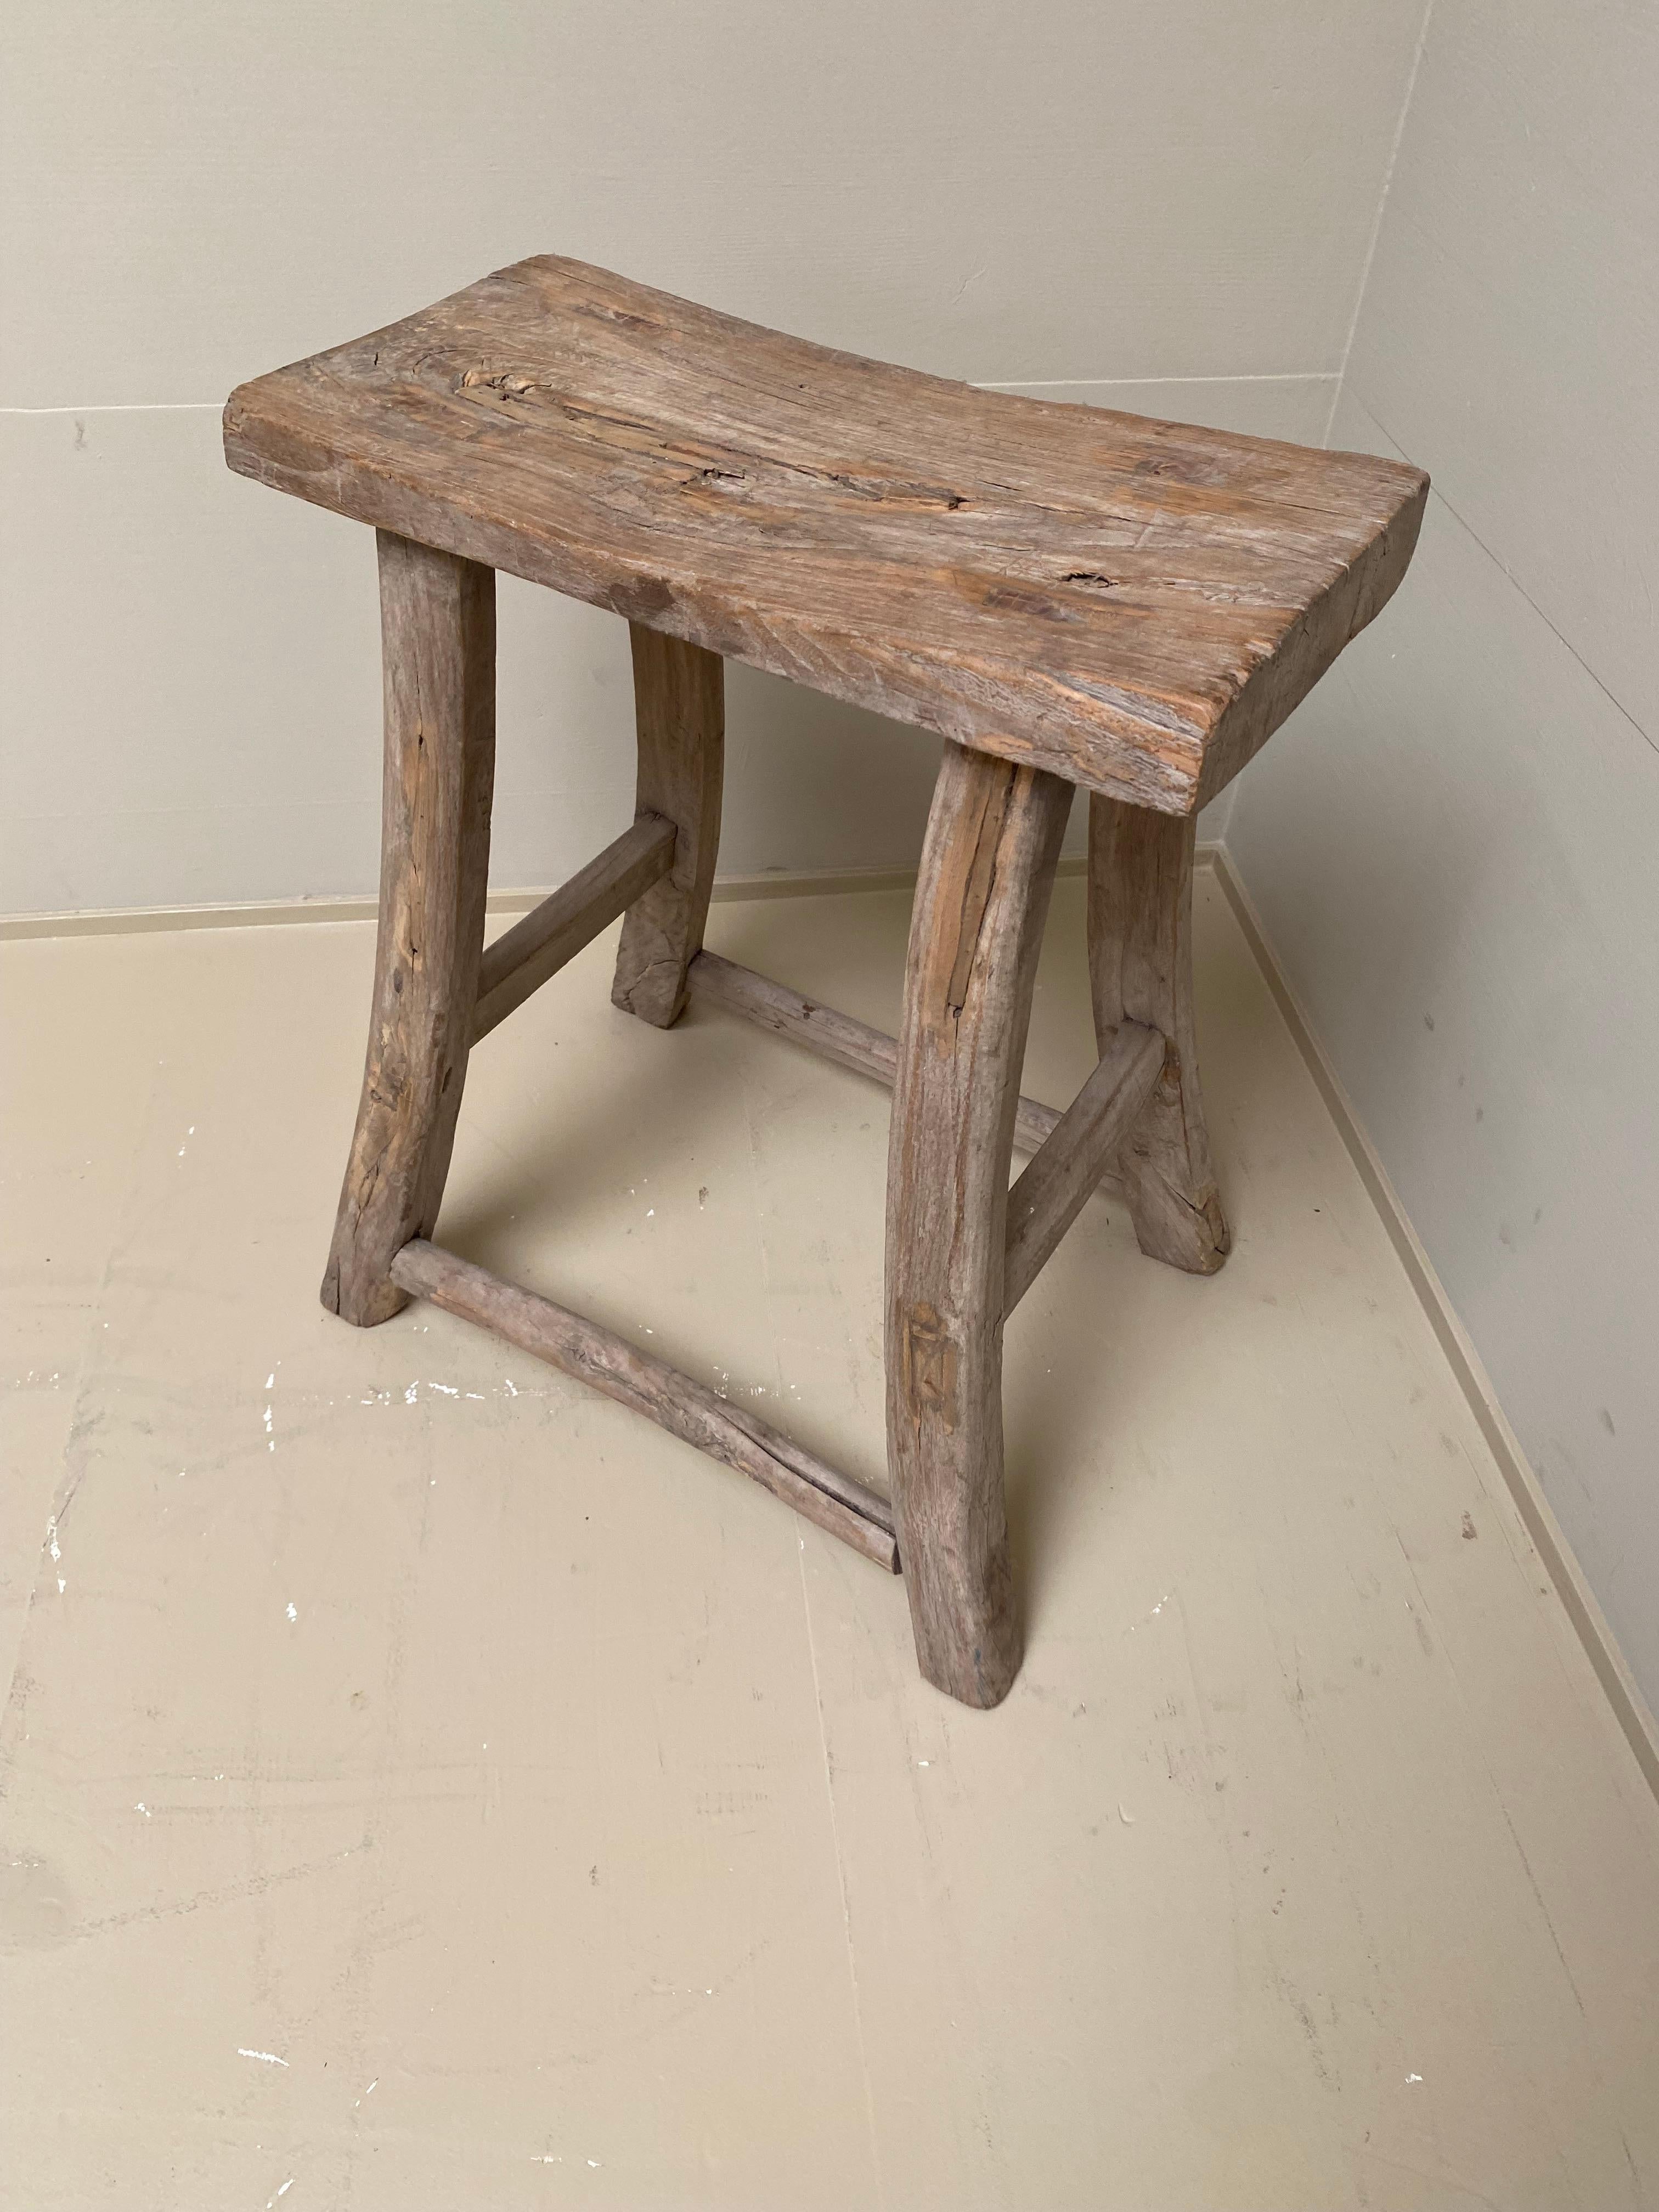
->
(472, 814), (675, 1043)
(388, 1238), (900, 1573)
(1002, 1021), (1165, 1313)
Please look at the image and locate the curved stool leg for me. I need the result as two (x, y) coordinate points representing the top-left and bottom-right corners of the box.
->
(321, 533), (496, 1327)
(611, 623), (724, 1028)
(886, 742), (1072, 1707)
(1087, 794), (1229, 1276)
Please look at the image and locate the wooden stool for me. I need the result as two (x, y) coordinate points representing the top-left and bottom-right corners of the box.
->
(225, 257), (1425, 1708)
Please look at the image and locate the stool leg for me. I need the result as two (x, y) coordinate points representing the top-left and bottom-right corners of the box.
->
(611, 624), (724, 1027)
(321, 533), (496, 1328)
(886, 742), (1072, 1707)
(1087, 794), (1229, 1276)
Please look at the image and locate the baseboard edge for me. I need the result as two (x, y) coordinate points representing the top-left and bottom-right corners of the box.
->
(0, 850), (1107, 942)
(1207, 842), (1659, 1807)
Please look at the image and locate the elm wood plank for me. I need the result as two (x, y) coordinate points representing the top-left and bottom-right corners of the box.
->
(886, 742), (1073, 1708)
(321, 533), (495, 1328)
(1088, 796), (1229, 1274)
(612, 625), (724, 1025)
(689, 949), (903, 1084)
(472, 814), (675, 1043)
(224, 254), (1429, 815)
(686, 948), (1110, 1174)
(1002, 1020), (1166, 1315)
(388, 1240), (900, 1573)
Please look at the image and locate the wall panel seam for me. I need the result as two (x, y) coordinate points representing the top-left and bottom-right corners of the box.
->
(1347, 386), (1659, 757)
(1325, 0), (1438, 445)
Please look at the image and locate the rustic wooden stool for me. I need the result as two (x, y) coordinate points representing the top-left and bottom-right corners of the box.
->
(225, 256), (1425, 1708)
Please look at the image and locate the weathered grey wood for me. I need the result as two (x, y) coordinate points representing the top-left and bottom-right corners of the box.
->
(612, 624), (724, 1025)
(1002, 1021), (1166, 1314)
(1087, 795), (1230, 1275)
(231, 253), (1436, 1711)
(388, 1239), (899, 1573)
(224, 253), (1429, 814)
(472, 814), (675, 1042)
(691, 948), (901, 1084)
(321, 533), (495, 1328)
(886, 742), (1073, 1707)
(687, 948), (1111, 1175)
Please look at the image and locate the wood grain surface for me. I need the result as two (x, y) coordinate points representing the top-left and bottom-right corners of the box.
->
(1002, 1020), (1165, 1314)
(321, 533), (495, 1328)
(390, 1239), (899, 1573)
(224, 255), (1427, 813)
(611, 623), (725, 1025)
(1088, 796), (1230, 1274)
(885, 741), (1073, 1706)
(472, 814), (675, 1043)
(686, 947), (1116, 1177)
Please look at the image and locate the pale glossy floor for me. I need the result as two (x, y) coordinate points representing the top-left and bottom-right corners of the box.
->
(4, 870), (1657, 2211)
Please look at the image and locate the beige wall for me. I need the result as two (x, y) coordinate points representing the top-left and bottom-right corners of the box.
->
(1, 0), (1428, 915)
(1228, 1), (1659, 1709)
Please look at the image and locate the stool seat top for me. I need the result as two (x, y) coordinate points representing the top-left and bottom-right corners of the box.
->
(224, 255), (1426, 814)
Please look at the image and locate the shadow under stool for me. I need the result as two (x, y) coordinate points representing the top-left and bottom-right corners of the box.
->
(224, 255), (1426, 1708)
